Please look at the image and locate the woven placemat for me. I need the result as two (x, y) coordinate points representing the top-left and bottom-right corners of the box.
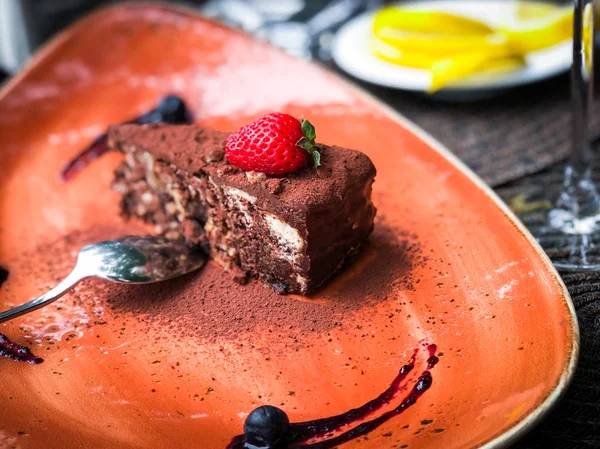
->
(338, 70), (600, 187)
(495, 164), (600, 449)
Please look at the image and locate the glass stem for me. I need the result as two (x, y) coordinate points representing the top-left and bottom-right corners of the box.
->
(571, 0), (594, 171)
(557, 0), (598, 218)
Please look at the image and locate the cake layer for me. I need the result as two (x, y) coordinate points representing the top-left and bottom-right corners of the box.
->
(109, 123), (376, 294)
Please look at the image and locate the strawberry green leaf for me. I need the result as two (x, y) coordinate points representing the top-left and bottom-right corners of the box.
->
(297, 137), (312, 151)
(301, 119), (316, 142)
(297, 120), (320, 168)
(311, 149), (321, 168)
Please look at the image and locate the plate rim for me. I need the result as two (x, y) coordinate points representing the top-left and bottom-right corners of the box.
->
(346, 85), (580, 449)
(330, 0), (572, 93)
(0, 3), (580, 449)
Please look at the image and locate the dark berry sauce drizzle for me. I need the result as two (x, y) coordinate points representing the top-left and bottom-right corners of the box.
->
(0, 333), (43, 364)
(0, 265), (8, 288)
(227, 344), (439, 449)
(61, 95), (193, 181)
(0, 266), (41, 364)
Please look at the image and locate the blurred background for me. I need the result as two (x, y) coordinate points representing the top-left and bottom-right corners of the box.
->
(0, 0), (581, 186)
(0, 0), (387, 76)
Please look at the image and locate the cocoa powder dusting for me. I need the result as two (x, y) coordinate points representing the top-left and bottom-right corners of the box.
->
(5, 219), (422, 347)
(321, 217), (423, 303)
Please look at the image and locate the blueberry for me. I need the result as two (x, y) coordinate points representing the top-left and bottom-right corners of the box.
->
(156, 95), (192, 124)
(244, 405), (290, 448)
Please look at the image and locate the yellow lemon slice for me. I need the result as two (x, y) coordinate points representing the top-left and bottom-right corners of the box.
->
(429, 53), (525, 92)
(372, 7), (504, 55)
(371, 37), (516, 70)
(373, 8), (494, 36)
(584, 2), (593, 73)
(516, 1), (560, 19)
(371, 39), (442, 69)
(374, 29), (509, 55)
(502, 5), (572, 53)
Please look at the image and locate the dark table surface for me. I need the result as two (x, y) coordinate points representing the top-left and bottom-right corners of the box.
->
(1, 1), (600, 448)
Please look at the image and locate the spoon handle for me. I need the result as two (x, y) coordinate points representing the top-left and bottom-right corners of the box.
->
(0, 270), (84, 324)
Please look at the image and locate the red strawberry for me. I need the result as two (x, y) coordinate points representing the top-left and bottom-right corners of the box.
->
(225, 113), (321, 175)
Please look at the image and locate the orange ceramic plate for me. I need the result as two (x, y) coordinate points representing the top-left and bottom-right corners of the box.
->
(0, 4), (577, 449)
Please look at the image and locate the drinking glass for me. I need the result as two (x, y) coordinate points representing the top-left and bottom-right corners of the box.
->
(519, 0), (599, 270)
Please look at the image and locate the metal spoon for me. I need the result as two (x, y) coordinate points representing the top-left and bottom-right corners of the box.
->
(0, 236), (206, 324)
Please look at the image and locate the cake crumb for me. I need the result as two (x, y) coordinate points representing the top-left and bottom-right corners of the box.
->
(246, 171), (266, 184)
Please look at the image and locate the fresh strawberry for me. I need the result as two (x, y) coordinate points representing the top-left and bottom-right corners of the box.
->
(225, 113), (321, 175)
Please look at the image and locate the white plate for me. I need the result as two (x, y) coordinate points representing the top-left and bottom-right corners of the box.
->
(331, 0), (572, 97)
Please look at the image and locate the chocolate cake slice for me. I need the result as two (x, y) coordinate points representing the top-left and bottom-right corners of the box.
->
(109, 123), (376, 294)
